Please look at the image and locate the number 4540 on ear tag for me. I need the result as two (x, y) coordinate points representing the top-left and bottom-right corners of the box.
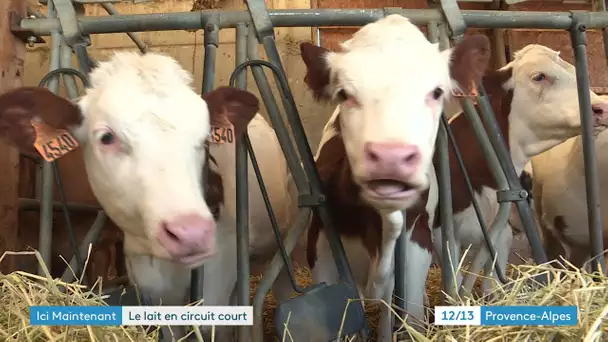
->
(208, 124), (235, 144)
(31, 120), (80, 162)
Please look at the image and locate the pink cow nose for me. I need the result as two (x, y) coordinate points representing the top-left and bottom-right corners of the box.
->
(592, 102), (608, 126)
(364, 142), (422, 179)
(157, 213), (216, 265)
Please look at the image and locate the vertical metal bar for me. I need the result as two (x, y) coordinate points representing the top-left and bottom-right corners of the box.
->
(393, 225), (407, 315)
(235, 22), (252, 342)
(570, 18), (606, 273)
(38, 0), (60, 277)
(100, 2), (149, 54)
(245, 33), (308, 193)
(434, 21), (459, 301)
(60, 39), (79, 99)
(191, 22), (219, 303)
(257, 34), (358, 286)
(473, 86), (548, 280)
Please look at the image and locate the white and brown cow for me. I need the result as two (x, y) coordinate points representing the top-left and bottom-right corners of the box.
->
(523, 93), (608, 271)
(433, 44), (608, 296)
(0, 52), (295, 341)
(300, 14), (491, 340)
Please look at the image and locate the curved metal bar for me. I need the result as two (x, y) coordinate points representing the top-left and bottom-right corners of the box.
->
(37, 67), (91, 282)
(229, 59), (305, 294)
(440, 114), (508, 285)
(38, 67), (91, 89)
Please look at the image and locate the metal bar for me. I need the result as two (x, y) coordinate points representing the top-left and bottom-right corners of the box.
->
(455, 99), (510, 290)
(433, 21), (459, 302)
(37, 0), (60, 277)
(52, 0), (82, 46)
(60, 211), (108, 283)
(234, 22), (252, 342)
(252, 14), (360, 290)
(393, 224), (407, 316)
(245, 27), (308, 194)
(252, 208), (311, 342)
(190, 20), (219, 304)
(60, 38), (80, 99)
(20, 9), (608, 36)
(474, 85), (549, 270)
(100, 2), (149, 53)
(570, 14), (606, 273)
(19, 198), (101, 213)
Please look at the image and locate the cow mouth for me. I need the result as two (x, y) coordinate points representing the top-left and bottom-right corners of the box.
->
(365, 179), (417, 199)
(178, 250), (215, 267)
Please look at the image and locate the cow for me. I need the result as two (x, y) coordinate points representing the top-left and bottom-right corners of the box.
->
(524, 96), (608, 271)
(0, 51), (295, 341)
(432, 44), (608, 297)
(300, 14), (492, 341)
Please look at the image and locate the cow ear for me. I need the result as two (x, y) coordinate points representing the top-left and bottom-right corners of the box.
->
(446, 34), (492, 95)
(203, 87), (260, 136)
(0, 87), (84, 155)
(300, 42), (333, 101)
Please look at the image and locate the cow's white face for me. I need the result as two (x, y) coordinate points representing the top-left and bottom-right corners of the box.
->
(505, 44), (608, 162)
(76, 53), (214, 266)
(0, 52), (260, 268)
(301, 14), (492, 211)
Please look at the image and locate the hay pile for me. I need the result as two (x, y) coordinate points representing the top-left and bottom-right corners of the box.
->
(3, 250), (608, 341)
(258, 261), (608, 341)
(426, 261), (608, 341)
(0, 251), (155, 341)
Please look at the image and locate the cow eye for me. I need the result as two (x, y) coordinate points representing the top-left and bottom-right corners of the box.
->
(532, 73), (546, 82)
(100, 132), (115, 145)
(432, 87), (444, 100)
(337, 89), (348, 102)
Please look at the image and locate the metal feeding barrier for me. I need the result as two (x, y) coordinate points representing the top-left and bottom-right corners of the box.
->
(10, 0), (608, 341)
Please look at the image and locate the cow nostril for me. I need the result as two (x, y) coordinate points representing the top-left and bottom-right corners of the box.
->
(162, 221), (180, 242)
(368, 151), (379, 162)
(403, 150), (421, 166)
(592, 106), (604, 115)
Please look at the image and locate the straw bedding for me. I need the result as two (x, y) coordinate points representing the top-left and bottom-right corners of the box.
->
(2, 251), (607, 341)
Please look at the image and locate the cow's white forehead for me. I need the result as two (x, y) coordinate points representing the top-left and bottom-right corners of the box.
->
(328, 14), (451, 96)
(340, 14), (430, 51)
(80, 51), (209, 139)
(504, 44), (574, 75)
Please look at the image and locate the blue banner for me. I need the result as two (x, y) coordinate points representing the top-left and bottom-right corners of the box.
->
(30, 306), (122, 326)
(480, 306), (578, 326)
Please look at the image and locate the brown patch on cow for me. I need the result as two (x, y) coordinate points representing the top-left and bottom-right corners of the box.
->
(407, 191), (433, 253)
(205, 153), (223, 220)
(306, 133), (432, 268)
(300, 42), (331, 101)
(203, 87), (260, 136)
(450, 35), (492, 95)
(432, 67), (514, 229)
(0, 87), (83, 155)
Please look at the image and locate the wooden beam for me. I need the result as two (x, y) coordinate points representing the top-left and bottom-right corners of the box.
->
(0, 0), (25, 274)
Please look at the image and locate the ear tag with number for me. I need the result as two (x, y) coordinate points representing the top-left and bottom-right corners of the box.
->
(31, 119), (80, 162)
(208, 123), (235, 144)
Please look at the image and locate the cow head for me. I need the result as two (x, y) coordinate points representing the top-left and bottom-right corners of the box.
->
(500, 44), (608, 164)
(0, 52), (259, 268)
(300, 14), (491, 210)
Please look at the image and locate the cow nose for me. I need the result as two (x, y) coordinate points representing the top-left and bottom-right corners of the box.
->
(157, 213), (216, 264)
(364, 142), (421, 177)
(592, 103), (608, 116)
